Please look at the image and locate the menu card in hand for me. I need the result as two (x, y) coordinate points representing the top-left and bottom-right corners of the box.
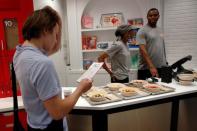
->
(77, 62), (103, 82)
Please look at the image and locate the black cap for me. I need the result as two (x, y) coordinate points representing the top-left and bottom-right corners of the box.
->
(115, 24), (133, 37)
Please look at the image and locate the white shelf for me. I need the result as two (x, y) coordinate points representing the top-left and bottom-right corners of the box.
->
(81, 25), (142, 32)
(81, 27), (117, 32)
(67, 68), (137, 73)
(82, 49), (107, 52)
(132, 25), (143, 29)
(82, 47), (138, 53)
(129, 47), (139, 51)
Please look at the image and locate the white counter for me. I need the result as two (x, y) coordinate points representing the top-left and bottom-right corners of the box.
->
(1, 81), (197, 113)
(70, 81), (197, 110)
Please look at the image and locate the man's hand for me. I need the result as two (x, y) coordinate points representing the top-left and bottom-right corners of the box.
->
(150, 67), (159, 77)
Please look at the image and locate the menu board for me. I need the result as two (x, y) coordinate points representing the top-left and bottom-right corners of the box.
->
(77, 62), (103, 82)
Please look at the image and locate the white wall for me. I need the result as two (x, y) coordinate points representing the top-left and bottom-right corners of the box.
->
(164, 1), (197, 131)
(33, 0), (68, 86)
(164, 0), (197, 69)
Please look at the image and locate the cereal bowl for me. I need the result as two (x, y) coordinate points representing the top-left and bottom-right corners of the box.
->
(119, 87), (137, 97)
(89, 93), (105, 102)
(107, 83), (126, 91)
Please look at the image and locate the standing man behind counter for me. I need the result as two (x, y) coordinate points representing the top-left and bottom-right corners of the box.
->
(136, 8), (167, 80)
(98, 25), (134, 83)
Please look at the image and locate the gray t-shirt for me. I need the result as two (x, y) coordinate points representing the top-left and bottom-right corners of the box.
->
(136, 24), (167, 70)
(13, 45), (67, 130)
(106, 41), (131, 80)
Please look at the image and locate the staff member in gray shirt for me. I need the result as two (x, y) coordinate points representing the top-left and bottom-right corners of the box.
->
(98, 25), (133, 83)
(13, 6), (92, 131)
(136, 8), (167, 80)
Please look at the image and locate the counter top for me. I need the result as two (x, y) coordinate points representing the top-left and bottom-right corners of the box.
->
(72, 81), (197, 110)
(1, 81), (197, 113)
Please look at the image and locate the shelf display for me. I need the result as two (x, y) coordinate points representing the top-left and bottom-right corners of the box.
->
(130, 51), (139, 69)
(81, 15), (93, 29)
(81, 14), (141, 70)
(127, 18), (143, 46)
(83, 59), (93, 70)
(81, 28), (140, 70)
(128, 18), (143, 27)
(81, 26), (115, 70)
(81, 27), (117, 32)
(96, 41), (109, 49)
(128, 28), (140, 45)
(82, 35), (97, 50)
(100, 13), (124, 27)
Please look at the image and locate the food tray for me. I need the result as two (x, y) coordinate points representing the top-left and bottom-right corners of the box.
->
(84, 93), (122, 105)
(113, 88), (150, 100)
(140, 84), (175, 95)
(82, 87), (107, 97)
(103, 86), (150, 100)
(126, 82), (147, 88)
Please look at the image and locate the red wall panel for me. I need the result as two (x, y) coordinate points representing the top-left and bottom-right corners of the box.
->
(0, 0), (33, 97)
(0, 0), (34, 43)
(0, 0), (20, 10)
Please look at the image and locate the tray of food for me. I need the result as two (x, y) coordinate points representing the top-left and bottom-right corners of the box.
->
(140, 83), (175, 95)
(104, 83), (127, 92)
(103, 83), (150, 100)
(114, 86), (150, 100)
(82, 86), (107, 97)
(127, 80), (149, 88)
(83, 87), (122, 105)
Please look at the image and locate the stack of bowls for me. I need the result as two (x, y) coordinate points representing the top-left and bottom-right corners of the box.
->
(177, 74), (194, 85)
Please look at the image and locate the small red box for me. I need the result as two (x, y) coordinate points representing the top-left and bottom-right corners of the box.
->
(82, 35), (97, 50)
(81, 15), (93, 29)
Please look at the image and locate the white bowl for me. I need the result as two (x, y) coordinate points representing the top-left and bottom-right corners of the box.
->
(119, 87), (137, 97)
(177, 74), (194, 81)
(63, 88), (72, 97)
(177, 74), (194, 85)
(89, 93), (105, 102)
(178, 80), (193, 86)
(107, 83), (126, 91)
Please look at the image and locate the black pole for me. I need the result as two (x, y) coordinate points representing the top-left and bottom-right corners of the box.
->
(11, 63), (25, 131)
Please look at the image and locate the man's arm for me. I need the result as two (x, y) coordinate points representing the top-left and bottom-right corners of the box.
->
(139, 45), (158, 77)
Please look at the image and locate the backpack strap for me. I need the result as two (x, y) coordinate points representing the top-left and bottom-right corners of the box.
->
(11, 63), (25, 131)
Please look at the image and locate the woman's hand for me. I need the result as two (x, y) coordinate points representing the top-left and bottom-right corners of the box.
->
(79, 79), (92, 93)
